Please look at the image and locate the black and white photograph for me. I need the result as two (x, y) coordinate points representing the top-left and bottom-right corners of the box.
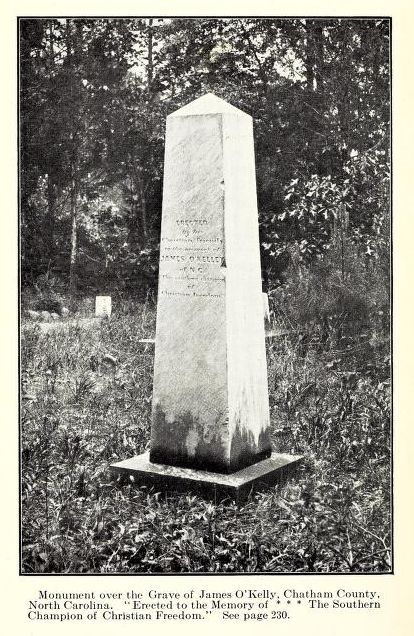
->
(19, 16), (391, 575)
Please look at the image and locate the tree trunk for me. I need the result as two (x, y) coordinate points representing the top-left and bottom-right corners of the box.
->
(46, 174), (56, 265)
(137, 170), (147, 240)
(305, 20), (316, 92)
(147, 19), (153, 91)
(69, 177), (78, 308)
(313, 22), (324, 92)
(66, 20), (82, 308)
(304, 20), (326, 175)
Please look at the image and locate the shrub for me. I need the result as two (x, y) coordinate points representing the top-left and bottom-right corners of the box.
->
(269, 230), (389, 350)
(31, 273), (65, 314)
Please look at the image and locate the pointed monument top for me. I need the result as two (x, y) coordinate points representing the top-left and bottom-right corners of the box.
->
(168, 93), (250, 119)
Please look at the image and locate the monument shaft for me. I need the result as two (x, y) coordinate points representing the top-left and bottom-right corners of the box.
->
(150, 94), (271, 474)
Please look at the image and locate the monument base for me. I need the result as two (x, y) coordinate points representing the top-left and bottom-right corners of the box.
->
(110, 452), (303, 503)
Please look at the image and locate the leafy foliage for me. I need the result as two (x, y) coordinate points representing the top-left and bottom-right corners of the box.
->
(20, 18), (390, 294)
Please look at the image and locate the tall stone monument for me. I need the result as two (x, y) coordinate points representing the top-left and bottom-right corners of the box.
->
(111, 94), (301, 500)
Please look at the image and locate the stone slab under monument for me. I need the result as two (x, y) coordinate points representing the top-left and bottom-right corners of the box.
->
(111, 451), (302, 503)
(110, 93), (302, 500)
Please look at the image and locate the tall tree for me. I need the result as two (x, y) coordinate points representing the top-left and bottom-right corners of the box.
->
(20, 18), (390, 292)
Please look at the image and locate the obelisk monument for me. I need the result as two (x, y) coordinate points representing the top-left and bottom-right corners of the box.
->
(111, 94), (301, 499)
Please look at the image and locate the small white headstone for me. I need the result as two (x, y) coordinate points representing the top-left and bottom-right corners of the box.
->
(95, 296), (112, 318)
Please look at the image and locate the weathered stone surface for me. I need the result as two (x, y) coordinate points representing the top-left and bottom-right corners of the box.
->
(263, 292), (270, 325)
(111, 451), (303, 502)
(95, 295), (111, 317)
(150, 94), (271, 474)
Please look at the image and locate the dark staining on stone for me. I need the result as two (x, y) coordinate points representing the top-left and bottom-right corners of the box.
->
(227, 386), (272, 471)
(150, 404), (230, 473)
(150, 405), (272, 475)
(229, 422), (271, 472)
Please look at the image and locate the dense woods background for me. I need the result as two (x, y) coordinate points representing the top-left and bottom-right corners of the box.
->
(20, 18), (391, 573)
(20, 17), (390, 301)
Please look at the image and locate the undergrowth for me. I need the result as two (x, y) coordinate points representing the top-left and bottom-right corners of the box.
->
(21, 285), (390, 573)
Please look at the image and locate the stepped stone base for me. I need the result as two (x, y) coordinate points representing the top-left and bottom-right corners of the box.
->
(110, 451), (303, 503)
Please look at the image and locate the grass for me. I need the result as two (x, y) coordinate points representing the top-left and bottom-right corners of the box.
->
(20, 296), (391, 573)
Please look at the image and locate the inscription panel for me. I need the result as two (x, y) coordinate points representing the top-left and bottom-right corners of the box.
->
(159, 221), (224, 300)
